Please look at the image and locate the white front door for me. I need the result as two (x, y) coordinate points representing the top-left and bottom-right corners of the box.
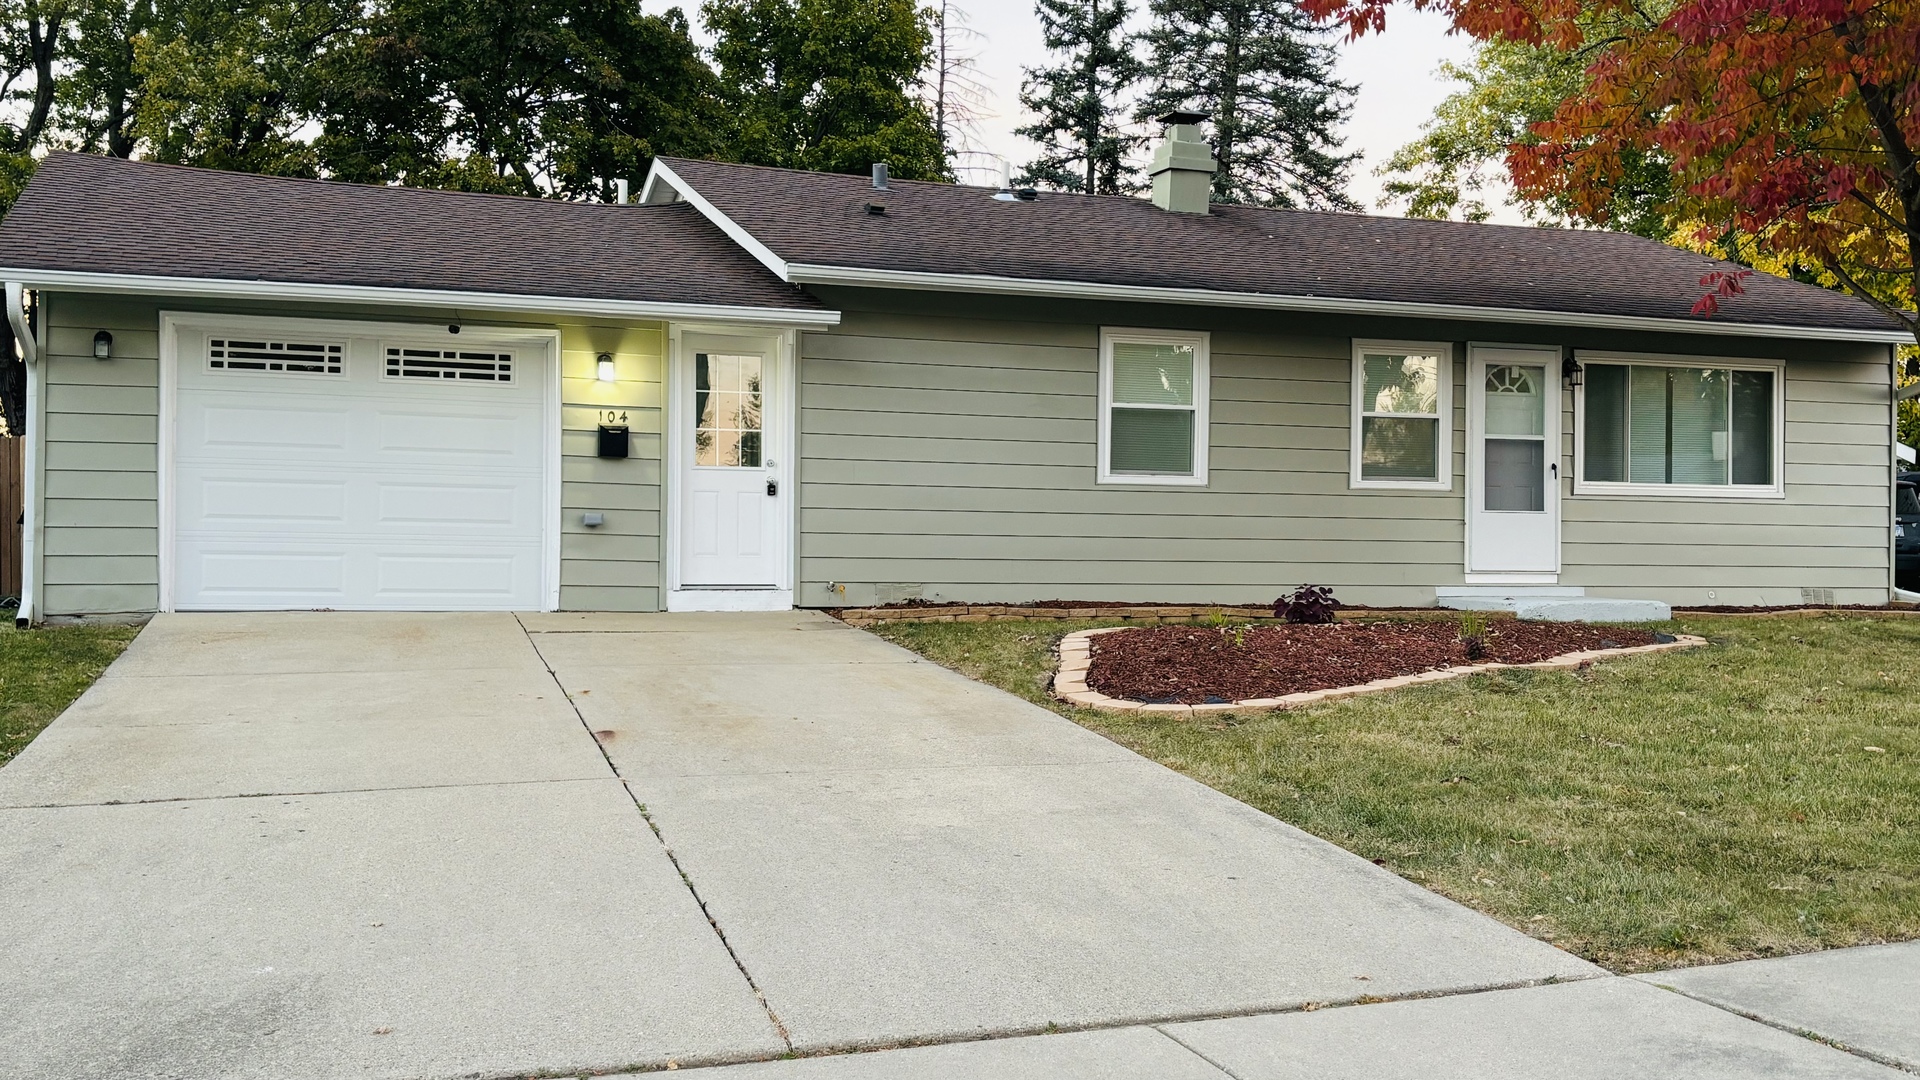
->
(676, 333), (786, 590)
(168, 316), (555, 610)
(1467, 346), (1560, 576)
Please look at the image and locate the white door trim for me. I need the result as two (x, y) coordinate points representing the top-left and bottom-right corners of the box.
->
(158, 311), (563, 612)
(664, 323), (798, 611)
(1465, 343), (1562, 580)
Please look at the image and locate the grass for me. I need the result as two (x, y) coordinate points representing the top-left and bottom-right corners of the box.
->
(871, 613), (1920, 973)
(0, 622), (141, 767)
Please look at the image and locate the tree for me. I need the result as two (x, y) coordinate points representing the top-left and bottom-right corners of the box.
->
(1015, 0), (1144, 194)
(56, 0), (154, 160)
(926, 0), (989, 162)
(704, 0), (945, 180)
(0, 0), (75, 207)
(1135, 0), (1358, 209)
(1307, 0), (1919, 343)
(1376, 33), (1674, 236)
(132, 0), (355, 176)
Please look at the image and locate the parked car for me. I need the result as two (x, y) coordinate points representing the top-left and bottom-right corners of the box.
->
(1899, 477), (1920, 592)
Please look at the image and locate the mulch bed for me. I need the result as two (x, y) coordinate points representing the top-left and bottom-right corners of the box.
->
(1086, 620), (1662, 705)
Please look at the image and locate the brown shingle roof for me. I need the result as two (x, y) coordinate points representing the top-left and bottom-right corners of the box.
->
(0, 152), (825, 313)
(656, 157), (1901, 336)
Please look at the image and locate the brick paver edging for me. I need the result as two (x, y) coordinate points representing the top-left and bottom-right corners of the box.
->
(831, 605), (1446, 627)
(1052, 626), (1711, 716)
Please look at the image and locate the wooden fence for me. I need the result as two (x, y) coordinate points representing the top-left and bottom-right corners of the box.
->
(0, 437), (20, 601)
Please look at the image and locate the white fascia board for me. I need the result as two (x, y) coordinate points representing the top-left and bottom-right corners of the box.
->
(785, 263), (1910, 345)
(1, 267), (840, 328)
(641, 161), (793, 282)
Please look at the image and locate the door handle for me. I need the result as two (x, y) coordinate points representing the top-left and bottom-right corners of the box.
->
(1550, 462), (1558, 478)
(766, 479), (778, 497)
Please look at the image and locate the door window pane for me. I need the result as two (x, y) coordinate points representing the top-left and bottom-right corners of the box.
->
(1485, 438), (1545, 511)
(1111, 408), (1194, 474)
(1585, 360), (1774, 488)
(1484, 365), (1544, 436)
(694, 352), (763, 467)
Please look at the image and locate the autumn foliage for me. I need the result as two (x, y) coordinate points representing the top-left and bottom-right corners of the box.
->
(1306, 0), (1919, 341)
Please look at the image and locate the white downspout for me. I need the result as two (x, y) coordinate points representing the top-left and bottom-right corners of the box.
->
(7, 282), (36, 627)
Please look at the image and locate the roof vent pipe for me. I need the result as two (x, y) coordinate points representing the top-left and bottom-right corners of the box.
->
(872, 162), (889, 190)
(615, 178), (629, 205)
(993, 159), (1018, 201)
(1148, 110), (1217, 215)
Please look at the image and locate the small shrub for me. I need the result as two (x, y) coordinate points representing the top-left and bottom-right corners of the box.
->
(1277, 585), (1341, 625)
(1458, 610), (1490, 660)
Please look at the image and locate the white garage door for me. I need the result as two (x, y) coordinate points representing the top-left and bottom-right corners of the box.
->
(169, 319), (553, 611)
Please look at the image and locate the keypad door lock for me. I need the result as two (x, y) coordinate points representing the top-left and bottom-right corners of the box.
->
(766, 479), (778, 497)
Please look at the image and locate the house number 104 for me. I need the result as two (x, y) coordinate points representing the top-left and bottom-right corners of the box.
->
(600, 410), (628, 424)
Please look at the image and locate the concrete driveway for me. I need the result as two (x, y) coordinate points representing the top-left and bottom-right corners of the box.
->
(0, 610), (1595, 1080)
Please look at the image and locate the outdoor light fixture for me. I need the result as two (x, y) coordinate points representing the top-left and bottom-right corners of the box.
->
(1561, 355), (1584, 388)
(596, 352), (616, 382)
(92, 330), (112, 360)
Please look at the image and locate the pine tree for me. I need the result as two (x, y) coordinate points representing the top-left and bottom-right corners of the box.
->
(1136, 0), (1357, 209)
(1015, 0), (1144, 195)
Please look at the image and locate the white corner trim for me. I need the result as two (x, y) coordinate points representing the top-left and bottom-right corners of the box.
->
(1, 266), (838, 328)
(641, 161), (794, 283)
(783, 263), (1910, 344)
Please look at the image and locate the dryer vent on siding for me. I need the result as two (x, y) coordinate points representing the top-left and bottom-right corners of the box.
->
(209, 339), (344, 374)
(385, 347), (515, 382)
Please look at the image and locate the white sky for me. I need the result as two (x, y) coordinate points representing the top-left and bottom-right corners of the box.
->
(656, 0), (1519, 221)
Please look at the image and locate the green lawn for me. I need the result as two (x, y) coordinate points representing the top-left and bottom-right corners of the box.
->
(872, 613), (1920, 973)
(0, 622), (141, 767)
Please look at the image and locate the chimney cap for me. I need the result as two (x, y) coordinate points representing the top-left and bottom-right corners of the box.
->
(1156, 109), (1210, 127)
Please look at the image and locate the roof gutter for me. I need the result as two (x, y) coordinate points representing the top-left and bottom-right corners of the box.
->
(0, 268), (841, 328)
(783, 263), (1910, 345)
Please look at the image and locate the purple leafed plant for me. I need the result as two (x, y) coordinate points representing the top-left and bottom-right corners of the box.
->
(1276, 585), (1341, 625)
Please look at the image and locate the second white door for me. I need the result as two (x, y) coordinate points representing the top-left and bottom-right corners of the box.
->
(1467, 346), (1561, 575)
(678, 333), (785, 588)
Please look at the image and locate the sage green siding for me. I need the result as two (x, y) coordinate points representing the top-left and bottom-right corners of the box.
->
(796, 288), (1893, 608)
(32, 292), (668, 617)
(556, 322), (663, 611)
(39, 294), (161, 616)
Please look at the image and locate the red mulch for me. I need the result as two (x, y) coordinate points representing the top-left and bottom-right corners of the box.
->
(1084, 620), (1662, 705)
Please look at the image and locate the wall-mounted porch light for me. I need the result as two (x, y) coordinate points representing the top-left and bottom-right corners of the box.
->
(1561, 354), (1584, 388)
(596, 352), (616, 382)
(92, 330), (113, 360)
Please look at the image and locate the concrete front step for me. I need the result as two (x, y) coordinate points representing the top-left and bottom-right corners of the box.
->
(1437, 588), (1671, 623)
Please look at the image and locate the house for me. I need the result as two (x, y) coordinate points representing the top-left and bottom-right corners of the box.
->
(0, 119), (1908, 622)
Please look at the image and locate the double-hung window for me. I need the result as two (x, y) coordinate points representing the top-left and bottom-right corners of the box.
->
(1098, 328), (1209, 485)
(1576, 353), (1782, 497)
(1351, 340), (1452, 489)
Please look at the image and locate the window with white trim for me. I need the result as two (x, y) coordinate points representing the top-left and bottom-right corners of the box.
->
(1098, 329), (1209, 485)
(1351, 340), (1452, 489)
(1576, 354), (1782, 496)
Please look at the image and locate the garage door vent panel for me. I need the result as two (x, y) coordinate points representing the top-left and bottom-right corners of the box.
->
(384, 347), (515, 383)
(209, 339), (344, 375)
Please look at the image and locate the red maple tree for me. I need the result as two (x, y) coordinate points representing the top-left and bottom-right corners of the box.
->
(1305, 0), (1919, 343)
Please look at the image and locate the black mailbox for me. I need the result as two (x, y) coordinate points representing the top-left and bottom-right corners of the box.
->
(597, 424), (630, 458)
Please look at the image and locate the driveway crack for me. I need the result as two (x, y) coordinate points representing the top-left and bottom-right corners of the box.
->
(512, 614), (794, 1052)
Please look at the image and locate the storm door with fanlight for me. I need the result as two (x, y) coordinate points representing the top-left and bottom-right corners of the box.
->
(1467, 346), (1560, 576)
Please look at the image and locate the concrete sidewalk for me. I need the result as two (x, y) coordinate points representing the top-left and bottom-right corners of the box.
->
(635, 963), (1918, 1079)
